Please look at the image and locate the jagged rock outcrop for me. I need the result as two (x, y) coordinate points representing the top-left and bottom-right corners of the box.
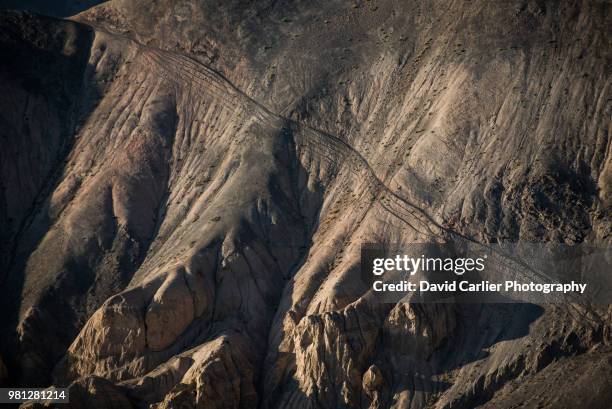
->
(19, 376), (132, 409)
(150, 333), (257, 409)
(1, 1), (610, 408)
(66, 376), (133, 409)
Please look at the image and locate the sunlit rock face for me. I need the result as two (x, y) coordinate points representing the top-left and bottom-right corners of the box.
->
(0, 1), (610, 408)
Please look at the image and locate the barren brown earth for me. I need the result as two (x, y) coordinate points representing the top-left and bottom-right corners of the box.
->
(0, 1), (611, 408)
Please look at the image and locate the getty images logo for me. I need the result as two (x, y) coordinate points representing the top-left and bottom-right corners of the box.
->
(372, 254), (487, 276)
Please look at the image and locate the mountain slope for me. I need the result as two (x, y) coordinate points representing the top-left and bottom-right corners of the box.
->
(0, 1), (611, 408)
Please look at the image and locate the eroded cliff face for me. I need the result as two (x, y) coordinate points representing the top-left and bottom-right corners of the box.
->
(0, 1), (610, 408)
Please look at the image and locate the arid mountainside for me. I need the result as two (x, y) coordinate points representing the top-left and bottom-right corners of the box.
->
(1, 1), (611, 408)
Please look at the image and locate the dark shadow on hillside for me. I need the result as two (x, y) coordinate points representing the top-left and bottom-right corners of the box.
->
(377, 302), (544, 408)
(0, 0), (107, 18)
(0, 10), (109, 387)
